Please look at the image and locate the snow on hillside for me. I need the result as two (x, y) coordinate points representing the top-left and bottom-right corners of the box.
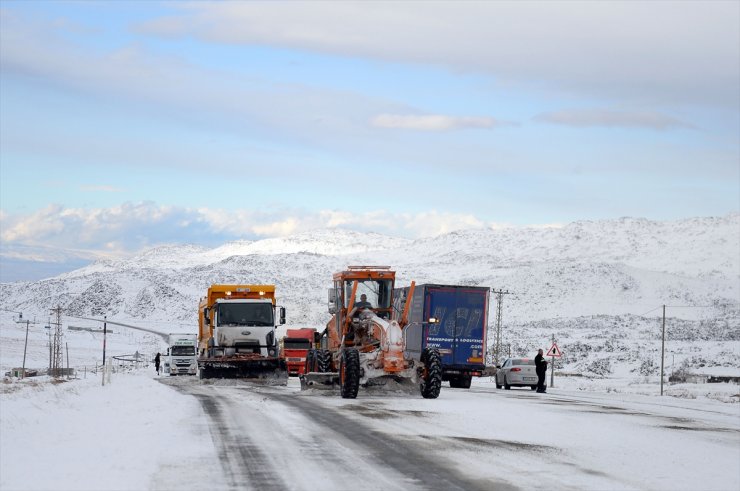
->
(1, 214), (738, 381)
(58, 229), (412, 278)
(206, 229), (412, 258)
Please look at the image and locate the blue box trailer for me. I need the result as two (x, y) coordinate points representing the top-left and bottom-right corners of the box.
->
(395, 284), (490, 389)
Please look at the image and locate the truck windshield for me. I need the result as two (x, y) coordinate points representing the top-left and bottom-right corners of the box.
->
(283, 339), (311, 350)
(344, 279), (393, 309)
(218, 303), (274, 326)
(171, 346), (195, 356)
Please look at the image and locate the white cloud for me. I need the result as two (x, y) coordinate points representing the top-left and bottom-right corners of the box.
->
(535, 109), (693, 130)
(136, 2), (739, 108)
(251, 218), (301, 237)
(0, 202), (490, 262)
(371, 114), (495, 131)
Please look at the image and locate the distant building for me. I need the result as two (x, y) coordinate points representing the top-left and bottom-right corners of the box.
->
(5, 368), (39, 378)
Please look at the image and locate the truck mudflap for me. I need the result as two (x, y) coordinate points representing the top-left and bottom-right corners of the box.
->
(198, 354), (288, 384)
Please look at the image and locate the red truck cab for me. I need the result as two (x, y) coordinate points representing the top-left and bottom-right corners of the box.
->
(282, 328), (316, 376)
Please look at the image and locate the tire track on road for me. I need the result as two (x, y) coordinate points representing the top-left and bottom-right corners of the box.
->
(272, 393), (518, 491)
(192, 393), (287, 491)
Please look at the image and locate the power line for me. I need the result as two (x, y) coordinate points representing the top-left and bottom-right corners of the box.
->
(639, 306), (663, 316)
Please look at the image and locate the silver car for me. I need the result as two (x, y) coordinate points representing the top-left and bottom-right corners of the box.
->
(495, 358), (540, 390)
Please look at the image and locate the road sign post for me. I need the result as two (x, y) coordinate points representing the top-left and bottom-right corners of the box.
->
(546, 341), (562, 388)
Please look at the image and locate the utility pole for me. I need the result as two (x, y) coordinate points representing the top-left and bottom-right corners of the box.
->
(46, 319), (51, 372)
(102, 315), (107, 367)
(490, 289), (512, 367)
(21, 320), (29, 379)
(15, 314), (39, 379)
(660, 304), (666, 396)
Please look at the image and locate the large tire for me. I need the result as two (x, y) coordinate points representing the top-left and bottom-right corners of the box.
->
(449, 375), (472, 389)
(459, 375), (472, 389)
(316, 349), (332, 373)
(420, 348), (442, 399)
(340, 349), (360, 399)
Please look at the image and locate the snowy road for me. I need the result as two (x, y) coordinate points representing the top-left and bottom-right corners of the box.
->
(161, 377), (740, 491)
(166, 379), (501, 491)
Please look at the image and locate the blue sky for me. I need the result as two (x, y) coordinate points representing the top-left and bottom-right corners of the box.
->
(1, 1), (738, 281)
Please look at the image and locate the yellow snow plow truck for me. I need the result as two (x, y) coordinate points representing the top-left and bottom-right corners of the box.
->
(197, 284), (287, 382)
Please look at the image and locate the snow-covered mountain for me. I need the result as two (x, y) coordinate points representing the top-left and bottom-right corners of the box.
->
(1, 214), (738, 378)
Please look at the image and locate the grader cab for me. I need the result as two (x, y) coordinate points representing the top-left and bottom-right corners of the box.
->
(300, 266), (442, 399)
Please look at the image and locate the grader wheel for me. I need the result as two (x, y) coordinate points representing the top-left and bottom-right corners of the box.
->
(316, 349), (332, 373)
(420, 348), (442, 399)
(339, 349), (360, 399)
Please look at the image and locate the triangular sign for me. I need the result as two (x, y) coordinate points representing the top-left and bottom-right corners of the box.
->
(546, 343), (562, 357)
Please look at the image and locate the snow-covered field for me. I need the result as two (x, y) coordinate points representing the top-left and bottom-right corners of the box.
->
(1, 308), (739, 490)
(2, 368), (738, 491)
(0, 370), (226, 491)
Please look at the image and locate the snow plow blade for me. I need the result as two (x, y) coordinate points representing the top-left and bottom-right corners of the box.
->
(198, 356), (288, 384)
(299, 371), (339, 390)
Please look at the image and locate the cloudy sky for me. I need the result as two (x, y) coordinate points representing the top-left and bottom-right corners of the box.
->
(1, 1), (738, 281)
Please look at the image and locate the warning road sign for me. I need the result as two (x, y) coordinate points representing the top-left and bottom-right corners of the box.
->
(546, 343), (562, 357)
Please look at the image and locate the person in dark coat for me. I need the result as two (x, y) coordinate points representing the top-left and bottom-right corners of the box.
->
(534, 348), (548, 393)
(154, 352), (161, 375)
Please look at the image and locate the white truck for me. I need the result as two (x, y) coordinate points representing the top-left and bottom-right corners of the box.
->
(166, 333), (198, 376)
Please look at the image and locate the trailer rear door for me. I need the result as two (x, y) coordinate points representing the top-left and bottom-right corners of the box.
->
(424, 286), (488, 368)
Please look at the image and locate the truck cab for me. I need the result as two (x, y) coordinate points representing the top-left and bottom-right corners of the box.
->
(282, 328), (316, 376)
(209, 297), (279, 357)
(167, 333), (198, 376)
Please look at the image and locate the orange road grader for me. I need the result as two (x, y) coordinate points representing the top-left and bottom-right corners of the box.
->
(300, 266), (443, 399)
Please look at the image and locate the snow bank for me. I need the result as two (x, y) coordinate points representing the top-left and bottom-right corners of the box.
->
(0, 369), (225, 491)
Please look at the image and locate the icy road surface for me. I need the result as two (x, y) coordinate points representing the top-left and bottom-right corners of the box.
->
(2, 370), (738, 491)
(162, 376), (740, 491)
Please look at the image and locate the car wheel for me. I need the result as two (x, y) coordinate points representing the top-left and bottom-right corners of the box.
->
(504, 376), (511, 390)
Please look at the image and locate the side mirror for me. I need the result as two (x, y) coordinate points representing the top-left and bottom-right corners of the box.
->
(313, 331), (321, 344)
(496, 365), (501, 369)
(279, 307), (286, 325)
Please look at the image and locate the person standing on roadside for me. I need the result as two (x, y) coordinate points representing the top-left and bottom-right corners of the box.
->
(535, 348), (548, 393)
(154, 352), (161, 375)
